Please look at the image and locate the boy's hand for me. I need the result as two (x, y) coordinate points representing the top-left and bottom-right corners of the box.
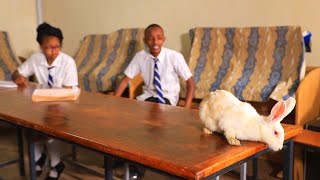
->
(185, 77), (195, 109)
(114, 76), (131, 97)
(185, 103), (191, 109)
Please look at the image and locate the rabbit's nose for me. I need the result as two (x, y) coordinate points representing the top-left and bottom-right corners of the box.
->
(277, 145), (283, 151)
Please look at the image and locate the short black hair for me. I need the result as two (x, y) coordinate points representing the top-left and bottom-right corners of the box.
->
(144, 24), (163, 36)
(36, 22), (63, 45)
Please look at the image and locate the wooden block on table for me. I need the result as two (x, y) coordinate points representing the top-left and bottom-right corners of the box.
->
(32, 88), (81, 102)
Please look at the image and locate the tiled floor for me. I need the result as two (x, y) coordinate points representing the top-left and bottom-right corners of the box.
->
(0, 122), (282, 180)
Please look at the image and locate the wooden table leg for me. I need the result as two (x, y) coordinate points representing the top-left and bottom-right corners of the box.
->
(283, 139), (294, 180)
(26, 129), (36, 180)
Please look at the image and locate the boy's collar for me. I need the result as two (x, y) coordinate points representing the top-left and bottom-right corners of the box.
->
(148, 47), (164, 61)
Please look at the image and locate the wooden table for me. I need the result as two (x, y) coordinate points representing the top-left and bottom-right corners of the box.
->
(0, 85), (302, 180)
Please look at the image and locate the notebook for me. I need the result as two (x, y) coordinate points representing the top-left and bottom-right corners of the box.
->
(0, 80), (18, 88)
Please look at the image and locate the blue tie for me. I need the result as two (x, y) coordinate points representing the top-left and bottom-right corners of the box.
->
(47, 66), (54, 88)
(153, 58), (165, 104)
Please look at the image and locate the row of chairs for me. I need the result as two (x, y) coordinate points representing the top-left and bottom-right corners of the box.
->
(1, 26), (304, 103)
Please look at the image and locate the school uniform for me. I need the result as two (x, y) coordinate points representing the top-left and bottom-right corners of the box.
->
(17, 51), (78, 178)
(18, 52), (78, 87)
(124, 47), (192, 105)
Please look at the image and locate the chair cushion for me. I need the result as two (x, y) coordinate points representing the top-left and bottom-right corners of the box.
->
(74, 28), (145, 92)
(183, 26), (304, 102)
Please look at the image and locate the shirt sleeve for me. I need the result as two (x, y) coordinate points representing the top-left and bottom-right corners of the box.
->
(124, 53), (140, 79)
(17, 57), (35, 77)
(63, 59), (78, 87)
(175, 53), (192, 81)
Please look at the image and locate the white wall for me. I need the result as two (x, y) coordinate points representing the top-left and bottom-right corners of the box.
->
(292, 0), (320, 65)
(2, 0), (319, 66)
(0, 0), (38, 59)
(43, 0), (302, 62)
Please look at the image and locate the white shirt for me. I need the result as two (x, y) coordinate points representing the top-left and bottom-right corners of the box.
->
(18, 52), (78, 88)
(124, 47), (192, 105)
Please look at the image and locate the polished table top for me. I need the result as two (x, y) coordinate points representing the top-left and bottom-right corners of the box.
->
(0, 85), (302, 179)
(295, 129), (320, 148)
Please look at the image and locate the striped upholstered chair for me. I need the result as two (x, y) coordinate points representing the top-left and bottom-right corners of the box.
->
(181, 26), (320, 180)
(182, 26), (304, 103)
(0, 31), (21, 80)
(0, 31), (25, 176)
(74, 28), (145, 95)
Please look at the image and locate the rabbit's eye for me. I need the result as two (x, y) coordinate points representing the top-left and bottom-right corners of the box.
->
(274, 131), (278, 135)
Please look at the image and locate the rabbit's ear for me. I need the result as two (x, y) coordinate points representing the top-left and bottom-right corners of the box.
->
(268, 97), (296, 122)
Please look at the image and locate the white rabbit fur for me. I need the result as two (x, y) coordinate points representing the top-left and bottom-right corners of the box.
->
(199, 90), (296, 151)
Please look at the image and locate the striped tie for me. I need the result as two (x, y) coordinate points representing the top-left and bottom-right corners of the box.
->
(47, 66), (54, 88)
(153, 58), (165, 104)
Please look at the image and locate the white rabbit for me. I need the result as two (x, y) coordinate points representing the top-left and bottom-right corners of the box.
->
(199, 90), (296, 151)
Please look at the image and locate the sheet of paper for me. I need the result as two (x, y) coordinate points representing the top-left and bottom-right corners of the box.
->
(32, 87), (81, 102)
(0, 80), (18, 88)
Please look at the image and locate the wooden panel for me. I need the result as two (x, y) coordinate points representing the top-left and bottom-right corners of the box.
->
(295, 68), (320, 126)
(0, 85), (302, 179)
(295, 129), (320, 148)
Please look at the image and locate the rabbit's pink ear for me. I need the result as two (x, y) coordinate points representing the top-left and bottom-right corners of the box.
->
(269, 101), (286, 122)
(268, 97), (296, 122)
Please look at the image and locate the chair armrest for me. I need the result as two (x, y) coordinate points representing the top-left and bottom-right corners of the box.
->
(306, 66), (319, 73)
(128, 73), (143, 99)
(295, 67), (320, 126)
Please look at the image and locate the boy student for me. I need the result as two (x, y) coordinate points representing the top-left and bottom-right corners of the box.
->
(115, 24), (195, 108)
(12, 22), (78, 180)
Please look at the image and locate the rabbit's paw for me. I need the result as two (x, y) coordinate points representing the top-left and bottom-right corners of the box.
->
(224, 129), (241, 146)
(226, 138), (241, 146)
(203, 127), (213, 134)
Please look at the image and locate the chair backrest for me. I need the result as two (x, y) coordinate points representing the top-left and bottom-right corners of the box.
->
(74, 28), (145, 92)
(182, 26), (304, 102)
(0, 31), (21, 80)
